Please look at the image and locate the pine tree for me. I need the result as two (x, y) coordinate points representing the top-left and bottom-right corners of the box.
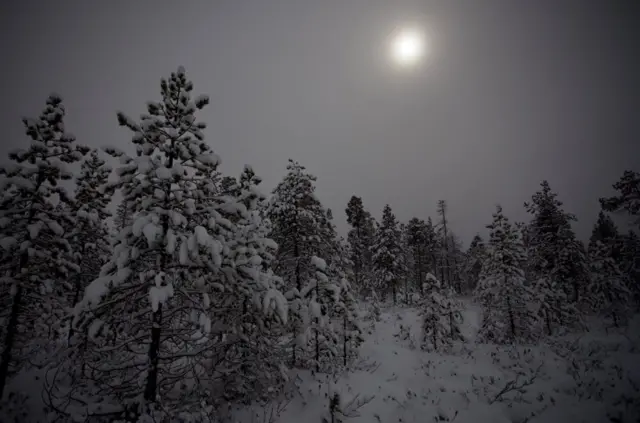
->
(0, 94), (89, 399)
(72, 68), (286, 421)
(335, 273), (363, 366)
(406, 218), (428, 295)
(398, 222), (411, 303)
(620, 231), (640, 308)
(219, 175), (239, 197)
(424, 217), (438, 276)
(525, 181), (589, 305)
(590, 211), (620, 248)
(587, 240), (630, 327)
(601, 171), (640, 307)
(475, 206), (536, 344)
(585, 211), (629, 325)
(216, 164), (289, 403)
(67, 150), (112, 344)
(345, 196), (375, 296)
(436, 200), (452, 288)
(464, 234), (486, 293)
(600, 170), (640, 228)
(269, 160), (331, 368)
(113, 199), (132, 233)
(306, 257), (341, 372)
(447, 231), (466, 293)
(372, 204), (403, 303)
(420, 274), (463, 351)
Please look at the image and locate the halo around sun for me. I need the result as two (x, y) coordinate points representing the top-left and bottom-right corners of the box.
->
(390, 27), (428, 67)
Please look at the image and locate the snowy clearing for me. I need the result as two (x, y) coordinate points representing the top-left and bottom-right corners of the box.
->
(233, 300), (640, 423)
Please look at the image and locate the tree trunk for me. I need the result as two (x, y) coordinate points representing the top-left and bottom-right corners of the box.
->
(0, 285), (22, 399)
(507, 296), (516, 341)
(405, 278), (409, 304)
(292, 235), (301, 367)
(68, 274), (83, 346)
(144, 304), (163, 402)
(449, 306), (454, 338)
(432, 320), (437, 351)
(314, 317), (319, 372)
(343, 315), (348, 366)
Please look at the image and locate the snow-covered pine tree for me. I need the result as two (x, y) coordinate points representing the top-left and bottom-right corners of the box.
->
(215, 164), (289, 403)
(447, 231), (466, 293)
(345, 196), (375, 297)
(335, 272), (363, 366)
(585, 211), (630, 326)
(71, 68), (286, 421)
(0, 94), (89, 399)
(66, 150), (112, 343)
(587, 240), (630, 327)
(590, 211), (622, 252)
(436, 200), (453, 289)
(268, 160), (331, 368)
(600, 171), (640, 307)
(220, 175), (240, 197)
(368, 290), (382, 322)
(406, 218), (428, 296)
(113, 199), (132, 234)
(398, 222), (411, 303)
(600, 170), (640, 228)
(525, 181), (588, 320)
(420, 274), (462, 351)
(305, 256), (341, 372)
(463, 234), (486, 293)
(322, 213), (363, 366)
(620, 230), (640, 308)
(372, 204), (403, 304)
(475, 205), (537, 344)
(424, 217), (438, 277)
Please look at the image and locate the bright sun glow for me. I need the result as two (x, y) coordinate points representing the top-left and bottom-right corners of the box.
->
(390, 28), (427, 67)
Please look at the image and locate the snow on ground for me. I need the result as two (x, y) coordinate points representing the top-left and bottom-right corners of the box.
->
(4, 299), (638, 422)
(235, 300), (640, 423)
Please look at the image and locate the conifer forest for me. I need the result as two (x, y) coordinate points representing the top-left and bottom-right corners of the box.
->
(2, 1), (640, 421)
(0, 68), (638, 422)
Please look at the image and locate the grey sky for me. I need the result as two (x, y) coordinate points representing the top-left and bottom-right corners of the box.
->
(2, 0), (639, 245)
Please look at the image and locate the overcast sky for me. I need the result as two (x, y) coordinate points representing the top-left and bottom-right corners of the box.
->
(1, 0), (639, 245)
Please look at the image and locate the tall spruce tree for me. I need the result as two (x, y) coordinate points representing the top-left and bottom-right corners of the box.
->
(475, 206), (536, 344)
(0, 95), (88, 399)
(372, 204), (403, 303)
